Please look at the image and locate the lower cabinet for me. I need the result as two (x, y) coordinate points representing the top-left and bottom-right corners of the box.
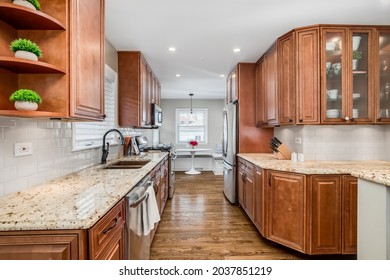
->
(238, 158), (255, 221)
(237, 157), (357, 256)
(88, 199), (125, 260)
(267, 170), (306, 253)
(265, 170), (357, 255)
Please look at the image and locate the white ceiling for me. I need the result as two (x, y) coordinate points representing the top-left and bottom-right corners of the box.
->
(105, 0), (390, 99)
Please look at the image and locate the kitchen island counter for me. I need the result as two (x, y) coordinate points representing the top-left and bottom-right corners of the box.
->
(0, 152), (168, 231)
(238, 153), (390, 187)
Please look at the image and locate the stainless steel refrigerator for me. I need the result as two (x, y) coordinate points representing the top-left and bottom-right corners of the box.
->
(222, 100), (238, 204)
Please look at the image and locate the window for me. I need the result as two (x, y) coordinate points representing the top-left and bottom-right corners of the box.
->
(176, 109), (208, 144)
(72, 65), (117, 150)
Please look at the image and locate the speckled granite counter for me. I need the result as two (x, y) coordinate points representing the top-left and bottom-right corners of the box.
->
(0, 152), (168, 231)
(238, 153), (390, 187)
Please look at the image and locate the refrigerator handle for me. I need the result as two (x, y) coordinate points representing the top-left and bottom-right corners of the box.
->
(222, 110), (228, 157)
(223, 161), (232, 171)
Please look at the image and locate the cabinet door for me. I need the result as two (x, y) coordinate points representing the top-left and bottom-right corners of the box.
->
(140, 61), (150, 126)
(264, 44), (278, 126)
(321, 28), (347, 123)
(255, 57), (266, 126)
(310, 175), (342, 254)
(231, 69), (238, 102)
(278, 33), (295, 124)
(70, 0), (105, 120)
(296, 27), (320, 124)
(376, 29), (390, 123)
(342, 175), (357, 254)
(237, 167), (245, 206)
(95, 230), (124, 260)
(254, 167), (266, 236)
(268, 171), (306, 252)
(244, 169), (255, 222)
(349, 28), (374, 123)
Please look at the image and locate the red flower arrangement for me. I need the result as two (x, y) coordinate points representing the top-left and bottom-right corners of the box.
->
(188, 140), (198, 147)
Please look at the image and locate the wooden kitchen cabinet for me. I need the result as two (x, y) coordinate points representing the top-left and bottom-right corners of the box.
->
(321, 27), (374, 124)
(342, 175), (358, 254)
(237, 158), (255, 221)
(118, 51), (161, 127)
(0, 0), (105, 121)
(0, 198), (125, 260)
(310, 175), (342, 254)
(226, 68), (237, 104)
(255, 56), (266, 126)
(264, 43), (279, 126)
(376, 29), (390, 123)
(89, 198), (125, 260)
(267, 170), (307, 253)
(278, 32), (295, 125)
(254, 166), (267, 237)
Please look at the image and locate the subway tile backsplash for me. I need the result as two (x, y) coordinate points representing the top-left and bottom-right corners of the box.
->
(276, 125), (390, 161)
(0, 117), (150, 197)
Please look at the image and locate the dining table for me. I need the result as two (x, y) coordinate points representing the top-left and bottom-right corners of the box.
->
(175, 148), (212, 174)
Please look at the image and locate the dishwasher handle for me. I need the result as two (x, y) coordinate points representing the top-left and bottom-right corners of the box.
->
(129, 192), (149, 208)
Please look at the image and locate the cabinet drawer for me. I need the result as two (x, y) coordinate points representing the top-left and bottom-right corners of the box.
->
(89, 199), (125, 260)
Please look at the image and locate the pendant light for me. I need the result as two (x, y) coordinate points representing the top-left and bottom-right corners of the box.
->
(189, 93), (194, 124)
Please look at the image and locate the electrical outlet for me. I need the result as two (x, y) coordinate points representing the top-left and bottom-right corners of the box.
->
(14, 142), (33, 157)
(295, 137), (302, 145)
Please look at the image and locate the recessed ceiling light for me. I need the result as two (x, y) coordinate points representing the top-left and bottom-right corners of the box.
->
(220, 74), (225, 77)
(169, 47), (176, 52)
(233, 48), (241, 53)
(176, 74), (181, 77)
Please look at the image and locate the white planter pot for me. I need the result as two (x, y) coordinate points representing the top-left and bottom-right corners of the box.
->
(352, 59), (359, 71)
(15, 50), (38, 61)
(13, 0), (36, 10)
(14, 101), (38, 111)
(352, 36), (361, 51)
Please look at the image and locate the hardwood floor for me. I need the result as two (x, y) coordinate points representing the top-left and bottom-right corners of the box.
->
(150, 171), (323, 260)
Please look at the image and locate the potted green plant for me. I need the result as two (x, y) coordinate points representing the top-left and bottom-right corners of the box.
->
(10, 38), (42, 61)
(13, 0), (40, 11)
(352, 50), (363, 70)
(9, 89), (42, 111)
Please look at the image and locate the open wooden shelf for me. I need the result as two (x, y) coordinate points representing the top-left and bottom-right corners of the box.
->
(0, 56), (65, 73)
(0, 109), (66, 119)
(0, 3), (65, 30)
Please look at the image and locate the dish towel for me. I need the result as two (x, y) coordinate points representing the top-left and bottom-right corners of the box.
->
(142, 185), (160, 235)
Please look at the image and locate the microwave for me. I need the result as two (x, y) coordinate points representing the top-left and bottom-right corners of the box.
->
(151, 103), (163, 127)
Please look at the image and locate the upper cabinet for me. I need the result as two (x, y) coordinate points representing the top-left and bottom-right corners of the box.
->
(118, 51), (161, 127)
(256, 24), (390, 126)
(321, 27), (374, 124)
(226, 68), (237, 104)
(377, 29), (390, 123)
(0, 0), (105, 121)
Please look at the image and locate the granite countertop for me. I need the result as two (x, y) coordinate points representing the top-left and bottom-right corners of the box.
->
(0, 152), (168, 231)
(238, 153), (390, 187)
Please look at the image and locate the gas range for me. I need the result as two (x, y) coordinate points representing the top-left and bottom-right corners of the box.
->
(144, 144), (175, 155)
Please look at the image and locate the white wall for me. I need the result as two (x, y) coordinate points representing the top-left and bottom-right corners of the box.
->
(159, 99), (225, 151)
(275, 125), (390, 161)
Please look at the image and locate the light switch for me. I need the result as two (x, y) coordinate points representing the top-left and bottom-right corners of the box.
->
(14, 142), (33, 157)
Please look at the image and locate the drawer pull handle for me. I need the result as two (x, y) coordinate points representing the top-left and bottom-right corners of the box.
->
(102, 218), (118, 234)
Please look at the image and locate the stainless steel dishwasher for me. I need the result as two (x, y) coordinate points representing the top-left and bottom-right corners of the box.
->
(125, 175), (159, 260)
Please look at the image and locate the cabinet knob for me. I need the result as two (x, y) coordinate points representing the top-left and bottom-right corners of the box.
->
(298, 119), (303, 123)
(289, 118), (294, 123)
(377, 117), (382, 121)
(102, 114), (107, 119)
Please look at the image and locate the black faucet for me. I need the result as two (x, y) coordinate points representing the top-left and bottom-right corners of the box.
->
(101, 129), (125, 164)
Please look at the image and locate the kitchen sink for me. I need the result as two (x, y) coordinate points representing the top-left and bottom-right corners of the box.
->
(104, 160), (151, 169)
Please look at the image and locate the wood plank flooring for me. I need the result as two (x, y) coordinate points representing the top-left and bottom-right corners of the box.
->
(151, 171), (342, 260)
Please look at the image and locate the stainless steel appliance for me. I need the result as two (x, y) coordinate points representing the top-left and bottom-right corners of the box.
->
(125, 175), (156, 260)
(151, 103), (163, 127)
(222, 100), (238, 204)
(144, 143), (176, 198)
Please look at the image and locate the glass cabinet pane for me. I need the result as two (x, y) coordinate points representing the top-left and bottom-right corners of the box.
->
(325, 32), (343, 119)
(352, 32), (369, 119)
(379, 32), (390, 119)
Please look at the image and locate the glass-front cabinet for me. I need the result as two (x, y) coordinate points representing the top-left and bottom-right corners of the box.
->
(378, 30), (390, 123)
(321, 27), (373, 123)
